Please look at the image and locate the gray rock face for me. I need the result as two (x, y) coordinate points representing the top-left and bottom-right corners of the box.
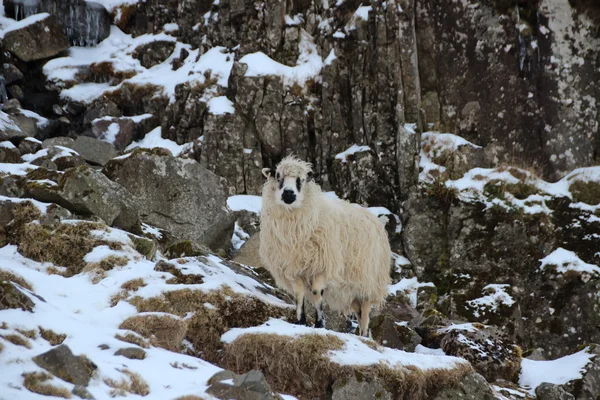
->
(114, 347), (146, 360)
(207, 369), (280, 400)
(432, 373), (496, 400)
(67, 136), (118, 166)
(535, 383), (575, 400)
(370, 314), (422, 352)
(32, 344), (96, 386)
(0, 142), (21, 162)
(2, 14), (69, 62)
(6, 0), (111, 47)
(24, 165), (139, 231)
(3, 64), (24, 85)
(18, 138), (42, 155)
(331, 376), (392, 400)
(103, 149), (235, 250)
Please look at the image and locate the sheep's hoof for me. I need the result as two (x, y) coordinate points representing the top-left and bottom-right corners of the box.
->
(294, 315), (307, 326)
(314, 319), (325, 329)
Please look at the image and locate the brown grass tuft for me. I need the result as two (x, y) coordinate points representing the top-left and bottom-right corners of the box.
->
(119, 314), (187, 352)
(23, 371), (71, 398)
(110, 278), (147, 306)
(0, 269), (33, 290)
(1, 333), (32, 348)
(570, 180), (600, 205)
(223, 333), (473, 399)
(16, 328), (38, 339)
(115, 333), (150, 349)
(39, 327), (67, 346)
(104, 369), (150, 397)
(128, 288), (294, 363)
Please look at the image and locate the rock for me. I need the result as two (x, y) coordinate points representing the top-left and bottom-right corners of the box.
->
(206, 369), (279, 400)
(132, 41), (177, 69)
(30, 146), (87, 171)
(3, 64), (24, 85)
(559, 345), (600, 399)
(0, 175), (24, 197)
(6, 0), (111, 47)
(0, 141), (21, 162)
(0, 281), (34, 312)
(440, 326), (522, 383)
(68, 136), (118, 166)
(0, 111), (26, 141)
(104, 149), (235, 251)
(72, 385), (95, 399)
(24, 165), (139, 231)
(432, 373), (496, 400)
(2, 99), (22, 114)
(8, 84), (24, 100)
(83, 100), (121, 125)
(2, 14), (69, 62)
(164, 241), (210, 259)
(42, 137), (74, 149)
(526, 348), (547, 361)
(370, 315), (422, 352)
(535, 383), (575, 400)
(32, 344), (96, 386)
(91, 118), (136, 151)
(18, 137), (42, 155)
(331, 375), (392, 400)
(114, 347), (146, 360)
(233, 234), (262, 269)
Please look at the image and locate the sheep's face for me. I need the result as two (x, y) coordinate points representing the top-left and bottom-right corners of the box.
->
(262, 156), (313, 209)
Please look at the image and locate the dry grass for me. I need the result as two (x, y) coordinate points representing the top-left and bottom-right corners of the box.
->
(104, 369), (150, 397)
(23, 371), (71, 398)
(425, 176), (458, 205)
(0, 269), (33, 290)
(170, 362), (198, 370)
(570, 180), (600, 205)
(0, 342), (4, 353)
(128, 287), (294, 363)
(84, 256), (130, 272)
(111, 278), (147, 306)
(1, 333), (32, 348)
(223, 333), (473, 399)
(119, 314), (187, 352)
(16, 328), (38, 339)
(115, 333), (150, 349)
(3, 205), (120, 276)
(39, 327), (67, 346)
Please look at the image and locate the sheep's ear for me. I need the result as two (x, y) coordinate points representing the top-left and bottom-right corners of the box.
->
(307, 171), (314, 182)
(262, 168), (275, 179)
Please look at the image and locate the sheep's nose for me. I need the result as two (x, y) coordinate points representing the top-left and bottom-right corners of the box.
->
(282, 189), (296, 204)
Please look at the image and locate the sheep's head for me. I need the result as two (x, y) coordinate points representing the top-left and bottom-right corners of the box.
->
(262, 155), (313, 209)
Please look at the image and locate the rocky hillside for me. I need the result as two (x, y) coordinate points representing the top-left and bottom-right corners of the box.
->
(0, 0), (599, 399)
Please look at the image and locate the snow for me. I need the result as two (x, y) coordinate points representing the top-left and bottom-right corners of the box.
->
(388, 277), (435, 308)
(354, 5), (372, 20)
(334, 144), (371, 162)
(17, 108), (49, 128)
(0, 140), (16, 149)
(44, 26), (234, 104)
(0, 162), (36, 176)
(125, 127), (191, 157)
(221, 319), (468, 371)
(240, 30), (323, 86)
(207, 96), (235, 115)
(0, 12), (49, 39)
(163, 22), (179, 32)
(539, 248), (600, 275)
(415, 344), (446, 356)
(519, 348), (595, 394)
(87, 0), (138, 12)
(141, 223), (163, 240)
(0, 111), (21, 133)
(467, 284), (514, 318)
(438, 323), (484, 333)
(0, 195), (52, 214)
(100, 122), (121, 145)
(227, 195), (262, 214)
(324, 49), (337, 65)
(232, 222), (250, 250)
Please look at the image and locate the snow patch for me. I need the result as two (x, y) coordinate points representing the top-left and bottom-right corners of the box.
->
(539, 248), (600, 275)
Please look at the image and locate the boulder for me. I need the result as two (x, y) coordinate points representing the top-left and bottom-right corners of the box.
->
(68, 136), (118, 166)
(32, 344), (96, 386)
(535, 383), (575, 400)
(432, 373), (496, 400)
(369, 315), (422, 352)
(91, 118), (136, 151)
(132, 41), (177, 69)
(42, 137), (75, 149)
(331, 375), (392, 400)
(104, 149), (235, 251)
(206, 369), (281, 400)
(440, 326), (521, 383)
(114, 347), (146, 360)
(0, 111), (26, 141)
(24, 165), (139, 231)
(3, 64), (24, 85)
(2, 14), (69, 62)
(0, 141), (21, 163)
(18, 137), (42, 155)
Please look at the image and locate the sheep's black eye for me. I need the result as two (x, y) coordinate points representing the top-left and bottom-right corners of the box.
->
(276, 172), (280, 180)
(296, 177), (302, 191)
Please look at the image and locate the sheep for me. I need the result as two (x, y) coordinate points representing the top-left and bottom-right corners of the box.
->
(259, 155), (392, 337)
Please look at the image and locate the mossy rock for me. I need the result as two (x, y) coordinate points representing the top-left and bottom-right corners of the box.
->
(570, 180), (600, 205)
(129, 235), (156, 259)
(164, 240), (209, 259)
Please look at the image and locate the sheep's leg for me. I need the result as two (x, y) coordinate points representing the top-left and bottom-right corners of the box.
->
(294, 278), (307, 325)
(311, 274), (326, 329)
(358, 301), (371, 338)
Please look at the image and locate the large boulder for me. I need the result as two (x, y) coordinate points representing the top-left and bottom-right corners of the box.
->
(207, 369), (281, 400)
(23, 165), (139, 231)
(32, 345), (96, 386)
(2, 13), (69, 62)
(67, 136), (118, 166)
(104, 149), (235, 250)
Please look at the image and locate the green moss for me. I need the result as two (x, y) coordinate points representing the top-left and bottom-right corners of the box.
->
(570, 180), (600, 205)
(165, 240), (209, 258)
(129, 235), (156, 259)
(424, 177), (458, 205)
(484, 180), (538, 200)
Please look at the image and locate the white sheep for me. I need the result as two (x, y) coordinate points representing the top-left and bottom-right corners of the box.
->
(259, 155), (392, 336)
